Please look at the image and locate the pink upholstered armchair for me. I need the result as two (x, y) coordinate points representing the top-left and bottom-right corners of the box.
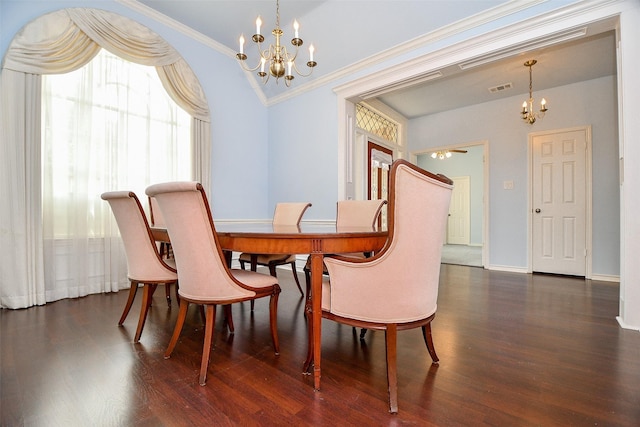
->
(101, 191), (178, 343)
(321, 160), (453, 413)
(145, 182), (281, 386)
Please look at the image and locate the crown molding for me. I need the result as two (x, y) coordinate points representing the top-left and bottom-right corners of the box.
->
(458, 27), (587, 70)
(117, 0), (622, 107)
(117, 0), (270, 104)
(333, 0), (621, 100)
(118, 0), (551, 107)
(116, 0), (233, 55)
(269, 0), (549, 106)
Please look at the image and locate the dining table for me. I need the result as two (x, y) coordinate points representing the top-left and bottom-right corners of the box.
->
(151, 222), (387, 391)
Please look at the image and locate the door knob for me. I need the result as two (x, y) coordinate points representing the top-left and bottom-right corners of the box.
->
(535, 208), (541, 213)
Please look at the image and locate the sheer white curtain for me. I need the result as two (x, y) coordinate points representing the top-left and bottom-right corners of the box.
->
(0, 8), (211, 308)
(41, 49), (192, 301)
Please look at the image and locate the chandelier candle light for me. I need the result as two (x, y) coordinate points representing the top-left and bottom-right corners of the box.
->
(521, 59), (548, 124)
(236, 0), (317, 86)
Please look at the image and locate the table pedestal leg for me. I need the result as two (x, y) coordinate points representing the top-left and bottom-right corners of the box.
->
(302, 251), (323, 390)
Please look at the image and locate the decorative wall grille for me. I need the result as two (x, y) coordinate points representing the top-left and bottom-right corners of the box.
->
(356, 104), (398, 143)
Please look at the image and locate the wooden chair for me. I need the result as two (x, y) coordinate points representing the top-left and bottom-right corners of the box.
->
(303, 199), (387, 295)
(321, 160), (453, 413)
(239, 202), (311, 300)
(145, 181), (281, 386)
(101, 191), (178, 343)
(148, 195), (174, 305)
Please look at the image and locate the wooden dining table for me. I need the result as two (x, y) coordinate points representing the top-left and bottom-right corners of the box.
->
(151, 222), (387, 390)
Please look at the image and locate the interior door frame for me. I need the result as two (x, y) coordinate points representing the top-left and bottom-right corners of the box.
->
(527, 125), (593, 278)
(447, 176), (471, 245)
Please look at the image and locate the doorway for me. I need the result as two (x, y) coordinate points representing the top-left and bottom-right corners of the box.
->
(529, 126), (592, 277)
(415, 141), (488, 268)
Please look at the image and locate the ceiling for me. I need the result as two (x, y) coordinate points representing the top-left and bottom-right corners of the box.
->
(130, 0), (617, 118)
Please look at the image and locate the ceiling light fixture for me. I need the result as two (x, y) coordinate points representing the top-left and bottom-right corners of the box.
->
(430, 149), (467, 160)
(521, 59), (548, 124)
(236, 0), (317, 87)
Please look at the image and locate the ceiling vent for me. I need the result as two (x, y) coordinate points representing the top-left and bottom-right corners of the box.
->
(488, 82), (512, 93)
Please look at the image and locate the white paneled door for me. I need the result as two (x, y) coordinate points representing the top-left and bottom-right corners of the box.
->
(531, 128), (588, 276)
(447, 176), (470, 245)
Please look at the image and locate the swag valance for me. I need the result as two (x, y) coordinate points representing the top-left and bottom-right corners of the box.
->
(2, 8), (209, 121)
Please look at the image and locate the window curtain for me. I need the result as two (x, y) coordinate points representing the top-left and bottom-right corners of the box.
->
(0, 8), (211, 309)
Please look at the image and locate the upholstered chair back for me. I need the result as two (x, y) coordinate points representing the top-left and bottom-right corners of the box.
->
(324, 161), (453, 323)
(101, 191), (176, 282)
(148, 196), (165, 227)
(272, 202), (311, 226)
(145, 182), (254, 302)
(336, 199), (387, 229)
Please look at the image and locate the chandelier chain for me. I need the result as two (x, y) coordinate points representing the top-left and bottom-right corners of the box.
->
(529, 64), (533, 99)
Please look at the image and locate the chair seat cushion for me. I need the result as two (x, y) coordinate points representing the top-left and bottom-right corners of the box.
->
(231, 269), (279, 288)
(239, 253), (296, 265)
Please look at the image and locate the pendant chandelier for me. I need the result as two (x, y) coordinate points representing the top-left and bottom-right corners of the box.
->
(236, 0), (317, 87)
(521, 59), (548, 124)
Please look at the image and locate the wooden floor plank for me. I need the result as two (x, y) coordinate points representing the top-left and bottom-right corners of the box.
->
(2, 264), (639, 426)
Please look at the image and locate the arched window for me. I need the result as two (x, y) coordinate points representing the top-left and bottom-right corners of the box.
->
(0, 8), (210, 308)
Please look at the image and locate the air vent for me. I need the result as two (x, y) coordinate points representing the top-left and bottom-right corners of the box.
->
(488, 82), (512, 93)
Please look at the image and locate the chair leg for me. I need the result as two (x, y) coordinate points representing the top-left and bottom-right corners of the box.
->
(174, 282), (180, 305)
(268, 293), (280, 355)
(224, 304), (235, 333)
(239, 259), (246, 270)
(422, 323), (439, 364)
(199, 304), (217, 386)
(385, 324), (399, 414)
(134, 284), (157, 343)
(165, 284), (171, 306)
(118, 281), (139, 325)
(290, 261), (304, 296)
(249, 260), (263, 311)
(304, 268), (311, 298)
(165, 299), (189, 359)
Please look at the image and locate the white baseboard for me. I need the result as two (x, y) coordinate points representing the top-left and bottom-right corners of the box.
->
(589, 274), (620, 283)
(486, 264), (529, 274)
(616, 316), (640, 332)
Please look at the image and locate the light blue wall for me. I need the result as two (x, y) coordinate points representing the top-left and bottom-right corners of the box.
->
(267, 85), (340, 220)
(408, 76), (620, 275)
(0, 0), (271, 219)
(262, 0), (585, 222)
(417, 145), (485, 246)
(0, 0), (622, 271)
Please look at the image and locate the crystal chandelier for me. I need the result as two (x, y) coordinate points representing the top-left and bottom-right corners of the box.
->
(521, 59), (548, 124)
(236, 0), (317, 87)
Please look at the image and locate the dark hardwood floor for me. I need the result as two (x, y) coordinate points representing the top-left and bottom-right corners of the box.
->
(2, 264), (639, 426)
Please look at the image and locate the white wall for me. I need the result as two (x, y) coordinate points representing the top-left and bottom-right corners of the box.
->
(408, 76), (619, 276)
